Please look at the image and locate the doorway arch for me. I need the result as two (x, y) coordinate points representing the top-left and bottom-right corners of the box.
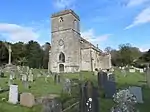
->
(59, 64), (64, 72)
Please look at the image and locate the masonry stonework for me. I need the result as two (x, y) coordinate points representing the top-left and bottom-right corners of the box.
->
(49, 9), (111, 73)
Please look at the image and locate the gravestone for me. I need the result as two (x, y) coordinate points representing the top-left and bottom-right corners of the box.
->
(98, 71), (108, 88)
(139, 69), (144, 73)
(129, 69), (135, 73)
(20, 93), (35, 107)
(54, 73), (57, 84)
(28, 72), (34, 82)
(63, 78), (71, 94)
(94, 70), (98, 76)
(22, 74), (29, 89)
(37, 73), (41, 77)
(104, 81), (116, 98)
(104, 74), (116, 98)
(80, 81), (99, 112)
(57, 74), (61, 83)
(8, 85), (18, 104)
(129, 86), (143, 103)
(9, 73), (13, 80)
(121, 69), (127, 77)
(9, 73), (14, 85)
(108, 74), (115, 82)
(42, 98), (62, 112)
(54, 73), (61, 84)
(0, 71), (4, 78)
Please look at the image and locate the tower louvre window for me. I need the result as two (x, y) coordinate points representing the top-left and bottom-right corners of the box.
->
(59, 17), (64, 22)
(74, 20), (78, 30)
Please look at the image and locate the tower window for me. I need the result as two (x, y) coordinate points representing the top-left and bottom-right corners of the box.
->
(59, 17), (64, 22)
(74, 20), (78, 30)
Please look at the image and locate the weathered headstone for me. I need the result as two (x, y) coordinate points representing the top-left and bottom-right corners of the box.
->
(121, 69), (127, 77)
(63, 78), (71, 94)
(20, 93), (35, 107)
(98, 71), (108, 88)
(80, 81), (99, 112)
(103, 74), (116, 98)
(129, 69), (135, 73)
(94, 70), (98, 76)
(129, 86), (143, 103)
(42, 98), (62, 112)
(139, 69), (144, 73)
(22, 74), (29, 89)
(8, 85), (18, 104)
(54, 73), (57, 84)
(108, 74), (115, 82)
(104, 81), (116, 98)
(0, 71), (4, 78)
(57, 74), (61, 83)
(28, 72), (34, 82)
(54, 73), (61, 84)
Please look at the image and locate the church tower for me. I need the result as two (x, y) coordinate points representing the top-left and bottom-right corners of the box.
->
(50, 9), (81, 73)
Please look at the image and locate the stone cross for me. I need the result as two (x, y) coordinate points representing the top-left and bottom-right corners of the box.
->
(8, 45), (12, 65)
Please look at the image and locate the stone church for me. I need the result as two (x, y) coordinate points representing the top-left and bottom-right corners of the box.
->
(48, 9), (111, 73)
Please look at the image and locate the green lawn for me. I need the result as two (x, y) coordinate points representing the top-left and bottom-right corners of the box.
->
(0, 69), (150, 112)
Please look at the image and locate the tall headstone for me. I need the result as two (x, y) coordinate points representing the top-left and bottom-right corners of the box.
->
(98, 71), (108, 88)
(22, 74), (29, 89)
(0, 71), (4, 78)
(104, 74), (116, 98)
(8, 85), (18, 104)
(28, 70), (34, 82)
(63, 78), (71, 94)
(54, 73), (57, 84)
(80, 81), (99, 112)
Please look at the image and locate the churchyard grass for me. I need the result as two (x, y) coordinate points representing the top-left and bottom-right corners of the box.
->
(0, 69), (150, 112)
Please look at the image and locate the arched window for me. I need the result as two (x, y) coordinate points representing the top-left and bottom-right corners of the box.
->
(59, 52), (65, 63)
(59, 17), (64, 22)
(74, 20), (78, 31)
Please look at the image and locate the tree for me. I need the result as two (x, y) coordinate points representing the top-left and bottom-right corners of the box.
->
(0, 41), (9, 65)
(42, 42), (50, 69)
(110, 43), (142, 67)
(11, 42), (27, 64)
(138, 49), (150, 63)
(104, 47), (112, 53)
(26, 40), (44, 68)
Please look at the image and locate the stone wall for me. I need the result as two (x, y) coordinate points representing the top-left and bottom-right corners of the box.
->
(50, 10), (80, 73)
(81, 48), (92, 71)
(49, 9), (112, 73)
